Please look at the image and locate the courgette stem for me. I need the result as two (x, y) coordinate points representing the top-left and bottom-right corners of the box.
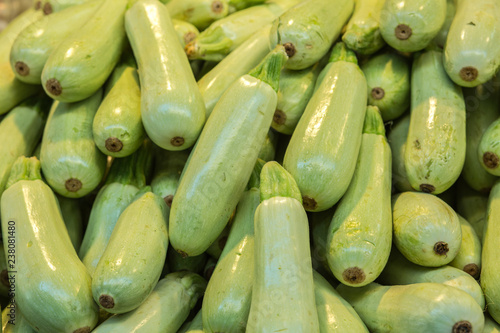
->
(362, 105), (385, 135)
(104, 140), (152, 187)
(260, 161), (301, 203)
(328, 42), (358, 65)
(185, 26), (233, 61)
(248, 45), (288, 92)
(6, 156), (42, 188)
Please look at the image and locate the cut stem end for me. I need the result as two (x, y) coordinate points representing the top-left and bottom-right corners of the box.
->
(433, 241), (449, 255)
(342, 267), (366, 284)
(99, 295), (115, 309)
(105, 137), (124, 153)
(45, 78), (62, 96)
(371, 87), (385, 100)
(453, 321), (472, 333)
(15, 61), (30, 76)
(65, 178), (82, 192)
(395, 24), (412, 40)
(459, 67), (478, 82)
(483, 152), (499, 169)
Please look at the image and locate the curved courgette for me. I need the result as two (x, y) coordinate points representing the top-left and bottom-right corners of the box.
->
(92, 65), (144, 158)
(169, 46), (287, 256)
(342, 0), (385, 55)
(92, 189), (169, 314)
(283, 42), (367, 212)
(405, 50), (466, 194)
(125, 0), (206, 151)
(10, 0), (100, 84)
(361, 51), (410, 121)
(326, 106), (392, 287)
(270, 0), (354, 70)
(392, 191), (462, 267)
(337, 282), (484, 333)
(478, 115), (500, 177)
(41, 0), (128, 102)
(40, 90), (107, 198)
(92, 272), (206, 333)
(1, 157), (98, 332)
(379, 0), (446, 52)
(444, 0), (500, 87)
(203, 188), (260, 332)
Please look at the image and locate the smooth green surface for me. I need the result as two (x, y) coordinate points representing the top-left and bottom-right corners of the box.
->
(405, 50), (465, 194)
(260, 161), (302, 203)
(387, 113), (412, 192)
(40, 90), (106, 198)
(449, 215), (482, 278)
(432, 0), (456, 48)
(125, 0), (206, 151)
(392, 192), (462, 267)
(2, 305), (36, 333)
(41, 0), (127, 102)
(56, 195), (83, 251)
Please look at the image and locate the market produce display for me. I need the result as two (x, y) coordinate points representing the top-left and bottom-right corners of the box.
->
(2, 0), (500, 332)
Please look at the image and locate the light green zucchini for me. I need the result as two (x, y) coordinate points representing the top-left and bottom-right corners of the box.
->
(313, 271), (369, 333)
(228, 0), (265, 11)
(326, 106), (392, 286)
(247, 162), (319, 332)
(40, 90), (107, 198)
(151, 149), (190, 209)
(387, 113), (412, 191)
(205, 224), (230, 259)
(342, 0), (385, 55)
(270, 0), (354, 70)
(485, 314), (500, 333)
(169, 46), (287, 256)
(1, 157), (98, 333)
(92, 189), (168, 314)
(92, 272), (206, 333)
(56, 195), (83, 251)
(10, 0), (100, 85)
(481, 180), (500, 323)
(0, 242), (8, 298)
(405, 50), (466, 194)
(378, 248), (485, 309)
(444, 0), (500, 87)
(184, 310), (203, 333)
(92, 65), (144, 158)
(379, 0), (446, 52)
(283, 42), (367, 212)
(172, 19), (200, 47)
(0, 8), (42, 115)
(478, 116), (500, 177)
(449, 215), (482, 278)
(361, 51), (410, 121)
(126, 0), (206, 151)
(38, 0), (92, 14)
(167, 246), (207, 274)
(203, 188), (260, 333)
(462, 85), (499, 192)
(0, 95), (49, 202)
(197, 24), (271, 117)
(337, 282), (484, 332)
(2, 304), (36, 333)
(167, 0), (229, 30)
(272, 62), (323, 135)
(392, 191), (462, 267)
(310, 208), (335, 278)
(258, 129), (278, 162)
(432, 0), (456, 49)
(41, 0), (127, 102)
(457, 180), (489, 241)
(79, 144), (151, 275)
(185, 0), (296, 61)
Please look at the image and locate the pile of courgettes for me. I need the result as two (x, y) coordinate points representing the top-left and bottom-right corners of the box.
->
(1, 0), (500, 332)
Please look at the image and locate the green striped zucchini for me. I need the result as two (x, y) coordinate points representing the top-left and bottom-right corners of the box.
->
(326, 106), (392, 287)
(40, 90), (107, 198)
(125, 0), (206, 151)
(1, 157), (98, 333)
(41, 0), (128, 102)
(284, 42), (367, 212)
(169, 46), (287, 256)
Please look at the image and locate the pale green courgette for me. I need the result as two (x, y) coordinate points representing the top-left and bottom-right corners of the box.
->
(40, 90), (107, 198)
(126, 0), (206, 151)
(1, 157), (98, 333)
(2, 304), (36, 333)
(326, 106), (392, 287)
(283, 42), (367, 212)
(56, 194), (83, 251)
(392, 191), (462, 267)
(432, 0), (456, 49)
(92, 272), (206, 333)
(387, 113), (413, 192)
(485, 314), (500, 333)
(172, 19), (200, 47)
(258, 129), (278, 162)
(449, 215), (482, 278)
(38, 0), (92, 14)
(478, 115), (500, 177)
(270, 0), (354, 70)
(169, 46), (287, 256)
(203, 188), (260, 333)
(342, 0), (385, 55)
(167, 0), (229, 30)
(41, 0), (128, 102)
(405, 50), (466, 194)
(184, 310), (203, 333)
(337, 282), (484, 332)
